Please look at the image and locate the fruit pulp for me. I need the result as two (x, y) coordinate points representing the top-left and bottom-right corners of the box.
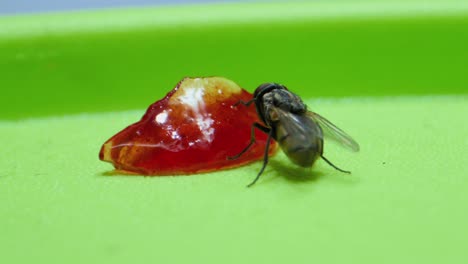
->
(99, 77), (276, 175)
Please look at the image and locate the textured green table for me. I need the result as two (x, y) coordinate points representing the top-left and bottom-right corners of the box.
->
(1, 1), (468, 263)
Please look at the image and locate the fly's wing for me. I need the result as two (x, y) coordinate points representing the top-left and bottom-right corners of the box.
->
(275, 108), (320, 141)
(307, 111), (360, 152)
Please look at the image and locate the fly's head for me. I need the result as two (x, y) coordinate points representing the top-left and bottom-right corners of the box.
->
(253, 83), (307, 127)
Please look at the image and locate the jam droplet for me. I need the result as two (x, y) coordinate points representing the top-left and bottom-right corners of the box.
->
(99, 77), (276, 175)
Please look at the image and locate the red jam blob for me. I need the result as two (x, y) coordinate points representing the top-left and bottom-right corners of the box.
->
(99, 77), (276, 175)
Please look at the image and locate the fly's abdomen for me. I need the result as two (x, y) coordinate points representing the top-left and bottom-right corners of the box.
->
(275, 115), (323, 167)
(279, 136), (321, 167)
(275, 121), (323, 168)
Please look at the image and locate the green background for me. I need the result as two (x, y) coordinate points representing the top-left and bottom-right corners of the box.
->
(1, 1), (468, 263)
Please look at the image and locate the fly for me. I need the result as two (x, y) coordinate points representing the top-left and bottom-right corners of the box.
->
(228, 83), (360, 187)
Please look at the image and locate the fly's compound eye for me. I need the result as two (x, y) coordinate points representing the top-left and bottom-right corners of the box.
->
(254, 83), (283, 99)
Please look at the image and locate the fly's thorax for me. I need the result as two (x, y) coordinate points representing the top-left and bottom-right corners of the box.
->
(263, 87), (307, 114)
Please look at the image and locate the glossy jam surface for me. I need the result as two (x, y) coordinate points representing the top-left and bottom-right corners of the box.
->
(99, 77), (276, 175)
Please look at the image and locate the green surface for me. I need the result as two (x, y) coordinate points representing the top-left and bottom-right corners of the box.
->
(1, 1), (468, 263)
(1, 96), (467, 263)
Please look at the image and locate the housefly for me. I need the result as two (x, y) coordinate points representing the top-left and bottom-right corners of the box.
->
(228, 83), (360, 187)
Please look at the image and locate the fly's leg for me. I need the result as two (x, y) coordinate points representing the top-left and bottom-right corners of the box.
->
(321, 155), (351, 174)
(247, 130), (273, 187)
(230, 98), (273, 187)
(227, 123), (270, 160)
(232, 99), (255, 107)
